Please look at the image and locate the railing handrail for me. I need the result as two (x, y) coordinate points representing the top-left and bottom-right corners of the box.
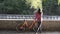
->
(0, 14), (60, 21)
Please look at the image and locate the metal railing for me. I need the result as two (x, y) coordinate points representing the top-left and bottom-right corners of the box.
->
(0, 14), (34, 19)
(0, 14), (60, 21)
(0, 14), (35, 20)
(43, 15), (60, 21)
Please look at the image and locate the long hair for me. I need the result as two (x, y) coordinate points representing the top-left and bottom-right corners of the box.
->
(37, 9), (41, 14)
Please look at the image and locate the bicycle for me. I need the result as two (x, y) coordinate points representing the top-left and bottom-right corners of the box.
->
(16, 20), (41, 32)
(16, 20), (29, 32)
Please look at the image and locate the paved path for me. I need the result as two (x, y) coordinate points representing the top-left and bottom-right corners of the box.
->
(0, 30), (60, 34)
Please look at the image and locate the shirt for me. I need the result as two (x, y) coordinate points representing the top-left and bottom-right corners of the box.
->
(35, 12), (41, 21)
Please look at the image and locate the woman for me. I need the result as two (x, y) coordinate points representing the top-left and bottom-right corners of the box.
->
(35, 9), (41, 28)
(29, 8), (41, 30)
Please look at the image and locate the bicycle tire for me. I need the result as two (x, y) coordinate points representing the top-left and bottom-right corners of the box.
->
(16, 24), (25, 32)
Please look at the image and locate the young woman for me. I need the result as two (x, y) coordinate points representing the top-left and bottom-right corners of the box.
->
(35, 9), (41, 28)
(29, 8), (42, 30)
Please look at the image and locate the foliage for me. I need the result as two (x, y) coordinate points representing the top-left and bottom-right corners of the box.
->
(0, 0), (34, 15)
(26, 0), (42, 10)
(58, 0), (60, 5)
(0, 0), (60, 15)
(43, 0), (59, 15)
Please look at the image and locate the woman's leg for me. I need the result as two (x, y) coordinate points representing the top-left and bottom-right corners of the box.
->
(38, 21), (41, 28)
(36, 21), (41, 32)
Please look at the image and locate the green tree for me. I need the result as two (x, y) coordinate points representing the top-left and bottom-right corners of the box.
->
(0, 0), (34, 15)
(43, 0), (58, 15)
(26, 0), (42, 12)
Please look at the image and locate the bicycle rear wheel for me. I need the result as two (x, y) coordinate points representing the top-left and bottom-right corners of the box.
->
(16, 24), (25, 32)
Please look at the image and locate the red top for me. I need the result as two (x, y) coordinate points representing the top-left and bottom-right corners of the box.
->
(35, 12), (41, 21)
